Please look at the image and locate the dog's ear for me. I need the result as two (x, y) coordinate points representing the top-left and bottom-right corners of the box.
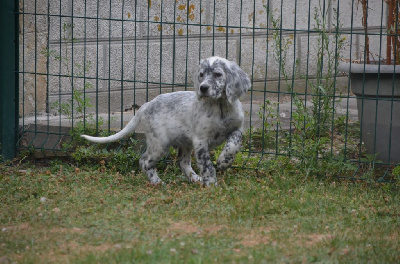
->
(224, 61), (251, 104)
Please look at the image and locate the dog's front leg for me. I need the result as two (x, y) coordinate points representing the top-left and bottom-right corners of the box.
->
(217, 130), (242, 170)
(178, 146), (201, 183)
(194, 140), (216, 186)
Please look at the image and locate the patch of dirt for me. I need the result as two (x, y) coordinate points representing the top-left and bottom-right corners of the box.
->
(388, 232), (399, 241)
(303, 234), (335, 247)
(238, 229), (335, 248)
(49, 227), (86, 235)
(167, 221), (226, 236)
(2, 224), (86, 236)
(241, 236), (270, 247)
(2, 222), (31, 231)
(40, 241), (125, 264)
(61, 241), (118, 252)
(169, 222), (198, 234)
(240, 228), (273, 247)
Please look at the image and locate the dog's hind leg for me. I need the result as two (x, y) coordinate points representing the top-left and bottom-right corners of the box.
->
(178, 146), (201, 183)
(139, 151), (162, 184)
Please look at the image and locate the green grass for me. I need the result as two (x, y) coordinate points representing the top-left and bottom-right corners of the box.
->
(0, 158), (399, 263)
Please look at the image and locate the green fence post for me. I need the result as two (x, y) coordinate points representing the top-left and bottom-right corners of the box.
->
(0, 0), (19, 160)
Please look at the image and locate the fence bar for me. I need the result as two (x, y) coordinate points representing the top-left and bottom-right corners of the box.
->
(0, 0), (19, 160)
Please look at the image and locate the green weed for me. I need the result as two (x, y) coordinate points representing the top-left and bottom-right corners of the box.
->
(43, 23), (94, 125)
(260, 2), (362, 178)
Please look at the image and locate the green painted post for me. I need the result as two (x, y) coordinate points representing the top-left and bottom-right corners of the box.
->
(0, 0), (18, 160)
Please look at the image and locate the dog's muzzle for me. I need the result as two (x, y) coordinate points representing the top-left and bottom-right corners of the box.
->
(200, 84), (210, 94)
(199, 82), (214, 98)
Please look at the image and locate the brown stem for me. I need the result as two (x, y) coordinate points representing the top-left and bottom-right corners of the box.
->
(387, 0), (394, 64)
(362, 0), (370, 64)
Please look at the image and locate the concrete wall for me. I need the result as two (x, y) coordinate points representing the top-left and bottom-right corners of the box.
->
(19, 0), (388, 116)
(19, 0), (49, 116)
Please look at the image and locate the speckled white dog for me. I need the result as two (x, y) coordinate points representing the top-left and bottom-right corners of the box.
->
(81, 56), (251, 186)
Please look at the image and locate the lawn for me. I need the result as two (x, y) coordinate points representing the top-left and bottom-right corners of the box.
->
(0, 158), (399, 263)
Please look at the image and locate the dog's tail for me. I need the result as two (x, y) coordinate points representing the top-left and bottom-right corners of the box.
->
(81, 114), (141, 144)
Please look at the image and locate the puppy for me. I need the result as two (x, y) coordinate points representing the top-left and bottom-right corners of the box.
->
(82, 56), (251, 186)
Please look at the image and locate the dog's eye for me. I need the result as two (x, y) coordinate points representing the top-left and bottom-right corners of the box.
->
(199, 73), (204, 78)
(214, 72), (222, 78)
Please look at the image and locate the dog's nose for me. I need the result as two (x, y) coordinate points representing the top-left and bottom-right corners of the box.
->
(200, 84), (209, 93)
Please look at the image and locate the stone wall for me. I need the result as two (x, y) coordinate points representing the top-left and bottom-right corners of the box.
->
(19, 0), (388, 115)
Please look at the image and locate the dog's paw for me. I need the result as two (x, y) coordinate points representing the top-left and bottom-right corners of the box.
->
(189, 173), (202, 184)
(149, 176), (163, 185)
(203, 176), (217, 187)
(216, 155), (234, 171)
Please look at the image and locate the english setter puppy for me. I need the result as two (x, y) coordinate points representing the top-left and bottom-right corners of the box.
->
(82, 56), (251, 186)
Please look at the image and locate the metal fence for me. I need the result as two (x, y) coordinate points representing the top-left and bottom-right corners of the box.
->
(1, 0), (399, 178)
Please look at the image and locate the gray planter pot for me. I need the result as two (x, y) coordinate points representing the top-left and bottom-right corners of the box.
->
(338, 62), (400, 163)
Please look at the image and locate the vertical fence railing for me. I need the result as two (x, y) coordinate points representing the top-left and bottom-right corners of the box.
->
(0, 0), (19, 161)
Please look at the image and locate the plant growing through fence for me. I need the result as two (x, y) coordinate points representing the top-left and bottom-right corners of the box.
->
(41, 22), (109, 149)
(263, 2), (350, 177)
(256, 99), (281, 150)
(42, 23), (94, 126)
(40, 23), (141, 162)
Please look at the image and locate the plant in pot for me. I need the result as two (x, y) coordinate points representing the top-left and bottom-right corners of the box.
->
(339, 0), (400, 163)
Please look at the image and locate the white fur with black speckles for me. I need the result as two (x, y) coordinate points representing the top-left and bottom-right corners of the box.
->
(81, 56), (251, 186)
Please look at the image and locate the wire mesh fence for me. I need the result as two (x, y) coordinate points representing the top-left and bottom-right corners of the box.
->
(10, 0), (400, 180)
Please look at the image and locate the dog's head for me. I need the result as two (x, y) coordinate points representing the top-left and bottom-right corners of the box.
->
(194, 56), (251, 104)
